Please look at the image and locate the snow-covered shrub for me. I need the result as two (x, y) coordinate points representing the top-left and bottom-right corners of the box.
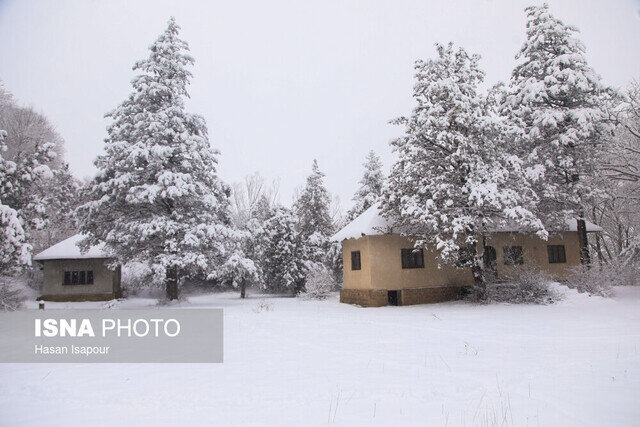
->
(563, 263), (635, 297)
(484, 268), (560, 304)
(220, 249), (259, 298)
(0, 281), (26, 310)
(300, 264), (334, 300)
(121, 262), (163, 298)
(19, 268), (42, 291)
(252, 299), (274, 313)
(604, 260), (639, 287)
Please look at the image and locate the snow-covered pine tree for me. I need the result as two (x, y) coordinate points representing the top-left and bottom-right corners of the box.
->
(220, 232), (259, 299)
(260, 207), (306, 294)
(0, 83), (76, 257)
(0, 118), (55, 273)
(0, 125), (30, 273)
(346, 150), (384, 221)
(293, 159), (334, 277)
(380, 43), (546, 296)
(77, 17), (238, 300)
(505, 3), (611, 265)
(294, 159), (333, 239)
(33, 164), (81, 253)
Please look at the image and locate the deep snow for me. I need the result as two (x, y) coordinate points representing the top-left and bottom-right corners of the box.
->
(1, 285), (639, 426)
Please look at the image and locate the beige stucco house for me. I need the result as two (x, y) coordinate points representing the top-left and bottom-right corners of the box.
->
(332, 204), (602, 307)
(33, 234), (121, 302)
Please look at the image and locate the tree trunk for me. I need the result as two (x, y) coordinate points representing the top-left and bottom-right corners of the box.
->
(576, 217), (591, 266)
(592, 206), (604, 269)
(166, 266), (179, 300)
(471, 240), (486, 300)
(240, 280), (246, 299)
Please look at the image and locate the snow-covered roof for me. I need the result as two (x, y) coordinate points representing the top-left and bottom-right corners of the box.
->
(331, 203), (394, 241)
(33, 234), (110, 261)
(331, 203), (603, 241)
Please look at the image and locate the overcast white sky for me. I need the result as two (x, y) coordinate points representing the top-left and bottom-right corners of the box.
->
(0, 0), (638, 210)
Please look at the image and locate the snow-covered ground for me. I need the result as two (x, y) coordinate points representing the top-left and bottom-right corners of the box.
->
(1, 285), (639, 426)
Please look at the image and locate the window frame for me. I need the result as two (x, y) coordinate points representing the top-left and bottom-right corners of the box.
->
(401, 248), (425, 269)
(351, 250), (361, 271)
(503, 246), (524, 266)
(547, 245), (567, 264)
(62, 270), (95, 286)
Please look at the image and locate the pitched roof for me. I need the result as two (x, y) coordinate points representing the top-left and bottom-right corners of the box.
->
(33, 234), (109, 261)
(331, 202), (603, 241)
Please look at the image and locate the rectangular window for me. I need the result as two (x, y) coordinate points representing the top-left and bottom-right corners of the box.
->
(401, 248), (424, 269)
(503, 246), (524, 265)
(547, 245), (566, 264)
(351, 251), (361, 271)
(63, 270), (94, 285)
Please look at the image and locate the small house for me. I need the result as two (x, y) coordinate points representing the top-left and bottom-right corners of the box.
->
(331, 203), (602, 307)
(33, 234), (122, 302)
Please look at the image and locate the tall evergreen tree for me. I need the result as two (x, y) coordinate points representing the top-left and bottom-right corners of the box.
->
(32, 164), (81, 253)
(0, 116), (55, 273)
(346, 150), (384, 221)
(0, 125), (30, 272)
(505, 3), (611, 265)
(381, 43), (545, 296)
(260, 207), (306, 293)
(294, 159), (333, 239)
(77, 18), (238, 300)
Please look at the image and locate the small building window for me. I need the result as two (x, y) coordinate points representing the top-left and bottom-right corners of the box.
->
(547, 245), (566, 264)
(503, 246), (524, 265)
(351, 251), (361, 270)
(401, 248), (424, 269)
(63, 270), (95, 285)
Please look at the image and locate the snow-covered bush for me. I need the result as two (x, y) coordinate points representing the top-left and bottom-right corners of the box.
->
(220, 248), (259, 298)
(563, 263), (635, 297)
(121, 262), (162, 297)
(252, 299), (274, 313)
(614, 262), (640, 287)
(299, 264), (335, 300)
(0, 281), (26, 310)
(481, 268), (560, 304)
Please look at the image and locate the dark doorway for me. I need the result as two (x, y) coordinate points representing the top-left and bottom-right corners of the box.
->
(483, 246), (498, 282)
(388, 290), (400, 306)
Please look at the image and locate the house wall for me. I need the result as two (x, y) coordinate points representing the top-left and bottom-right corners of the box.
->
(341, 236), (373, 290)
(367, 234), (473, 290)
(484, 232), (581, 280)
(40, 258), (120, 301)
(340, 231), (583, 306)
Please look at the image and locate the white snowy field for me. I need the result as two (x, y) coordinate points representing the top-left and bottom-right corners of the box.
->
(1, 286), (639, 426)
